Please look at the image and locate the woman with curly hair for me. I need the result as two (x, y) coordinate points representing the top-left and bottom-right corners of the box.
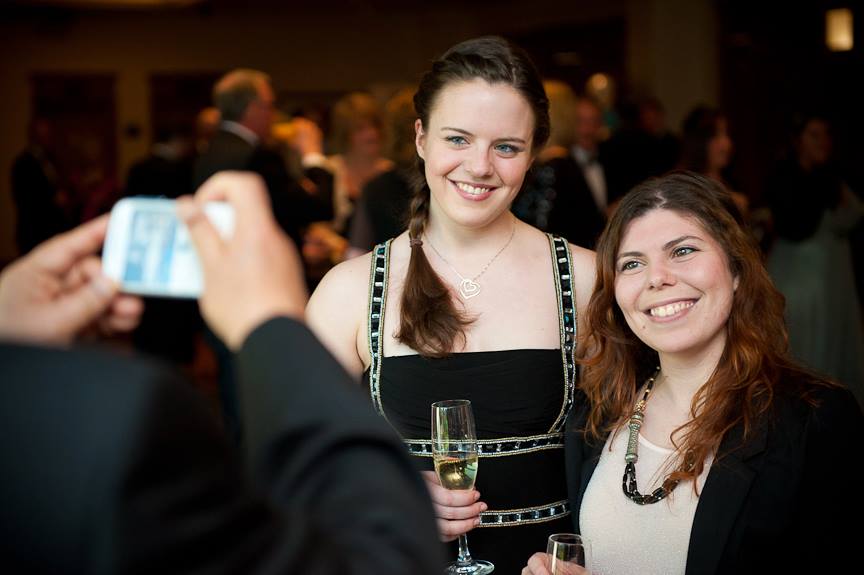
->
(524, 171), (862, 575)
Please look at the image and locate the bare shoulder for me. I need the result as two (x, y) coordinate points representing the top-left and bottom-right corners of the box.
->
(306, 251), (374, 378)
(568, 242), (597, 310)
(309, 250), (374, 306)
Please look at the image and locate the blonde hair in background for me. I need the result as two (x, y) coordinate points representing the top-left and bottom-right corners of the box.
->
(329, 92), (384, 155)
(543, 80), (578, 149)
(383, 86), (418, 170)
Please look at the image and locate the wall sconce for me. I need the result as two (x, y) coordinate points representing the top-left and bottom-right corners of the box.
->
(826, 8), (854, 52)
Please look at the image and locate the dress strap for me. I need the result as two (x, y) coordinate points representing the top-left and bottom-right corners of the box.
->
(547, 234), (577, 433)
(367, 239), (393, 418)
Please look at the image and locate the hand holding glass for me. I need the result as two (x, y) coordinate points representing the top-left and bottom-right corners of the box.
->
(431, 399), (494, 574)
(547, 533), (590, 575)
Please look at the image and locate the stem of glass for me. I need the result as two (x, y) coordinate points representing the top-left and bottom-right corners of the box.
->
(456, 533), (474, 566)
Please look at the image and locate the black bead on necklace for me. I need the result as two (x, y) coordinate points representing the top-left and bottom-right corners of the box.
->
(622, 368), (682, 505)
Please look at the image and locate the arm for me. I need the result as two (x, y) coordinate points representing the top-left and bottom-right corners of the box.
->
(306, 256), (370, 379)
(568, 243), (597, 345)
(108, 343), (445, 575)
(237, 317), (445, 574)
(178, 171), (444, 574)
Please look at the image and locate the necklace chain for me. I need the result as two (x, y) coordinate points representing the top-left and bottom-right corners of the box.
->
(425, 222), (516, 299)
(622, 368), (685, 505)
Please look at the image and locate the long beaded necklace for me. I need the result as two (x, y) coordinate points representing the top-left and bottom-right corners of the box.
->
(622, 369), (683, 505)
(425, 223), (516, 300)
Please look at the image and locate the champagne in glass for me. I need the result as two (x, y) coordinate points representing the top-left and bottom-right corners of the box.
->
(431, 399), (494, 574)
(433, 451), (478, 490)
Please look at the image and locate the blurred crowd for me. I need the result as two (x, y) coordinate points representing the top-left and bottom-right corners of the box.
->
(10, 66), (864, 413)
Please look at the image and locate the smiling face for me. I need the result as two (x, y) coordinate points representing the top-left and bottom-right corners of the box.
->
(415, 79), (535, 230)
(614, 208), (738, 363)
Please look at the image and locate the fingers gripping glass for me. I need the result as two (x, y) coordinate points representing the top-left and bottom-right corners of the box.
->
(431, 400), (494, 574)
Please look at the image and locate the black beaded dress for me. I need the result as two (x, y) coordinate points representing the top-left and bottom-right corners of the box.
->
(363, 235), (578, 573)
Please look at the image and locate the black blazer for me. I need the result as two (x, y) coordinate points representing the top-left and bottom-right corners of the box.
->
(193, 129), (332, 245)
(0, 318), (443, 574)
(542, 155), (607, 250)
(565, 379), (863, 574)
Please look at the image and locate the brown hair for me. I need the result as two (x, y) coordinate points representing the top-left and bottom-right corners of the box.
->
(581, 171), (832, 486)
(397, 36), (550, 357)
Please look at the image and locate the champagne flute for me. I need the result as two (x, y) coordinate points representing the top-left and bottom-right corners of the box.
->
(431, 399), (494, 574)
(547, 533), (590, 575)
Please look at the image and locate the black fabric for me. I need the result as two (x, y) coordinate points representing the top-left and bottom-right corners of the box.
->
(602, 128), (680, 198)
(357, 169), (412, 247)
(0, 317), (444, 574)
(125, 154), (194, 200)
(366, 349), (572, 573)
(565, 377), (864, 575)
(515, 155), (606, 249)
(766, 158), (844, 243)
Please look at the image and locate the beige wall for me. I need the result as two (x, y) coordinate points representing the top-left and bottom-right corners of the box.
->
(0, 0), (715, 262)
(627, 0), (719, 132)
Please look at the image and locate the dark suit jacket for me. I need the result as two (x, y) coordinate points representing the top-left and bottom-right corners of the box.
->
(543, 155), (607, 250)
(193, 129), (332, 246)
(125, 154), (194, 200)
(514, 154), (608, 250)
(565, 379), (863, 574)
(0, 317), (444, 574)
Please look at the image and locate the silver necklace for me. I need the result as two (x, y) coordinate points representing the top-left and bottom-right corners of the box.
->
(425, 223), (516, 300)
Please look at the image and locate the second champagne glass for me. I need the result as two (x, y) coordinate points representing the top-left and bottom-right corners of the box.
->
(431, 399), (494, 574)
(547, 533), (590, 575)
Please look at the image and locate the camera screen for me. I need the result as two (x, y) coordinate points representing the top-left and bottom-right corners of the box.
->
(123, 208), (203, 295)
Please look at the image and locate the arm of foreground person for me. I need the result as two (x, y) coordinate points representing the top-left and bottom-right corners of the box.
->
(238, 317), (445, 574)
(179, 171), (444, 574)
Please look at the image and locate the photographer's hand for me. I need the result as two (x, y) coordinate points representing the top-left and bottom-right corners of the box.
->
(0, 215), (143, 345)
(178, 171), (307, 350)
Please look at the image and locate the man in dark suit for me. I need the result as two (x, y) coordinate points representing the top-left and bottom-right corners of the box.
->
(193, 68), (332, 246)
(193, 70), (334, 441)
(0, 172), (443, 574)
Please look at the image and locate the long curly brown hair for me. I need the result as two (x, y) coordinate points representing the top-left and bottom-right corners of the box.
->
(580, 171), (832, 486)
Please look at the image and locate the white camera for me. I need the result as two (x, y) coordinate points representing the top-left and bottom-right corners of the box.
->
(103, 197), (235, 298)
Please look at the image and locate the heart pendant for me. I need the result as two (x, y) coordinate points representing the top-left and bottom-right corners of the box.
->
(459, 278), (481, 299)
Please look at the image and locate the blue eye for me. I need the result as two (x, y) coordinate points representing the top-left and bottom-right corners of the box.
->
(495, 143), (522, 155)
(619, 260), (641, 272)
(445, 135), (468, 146)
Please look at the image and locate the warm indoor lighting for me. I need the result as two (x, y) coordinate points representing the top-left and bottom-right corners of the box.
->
(587, 73), (610, 93)
(826, 8), (854, 52)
